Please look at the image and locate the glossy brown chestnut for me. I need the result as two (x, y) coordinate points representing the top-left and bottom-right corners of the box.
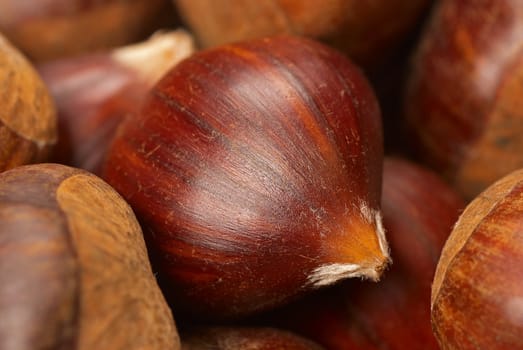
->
(174, 0), (432, 68)
(103, 35), (390, 320)
(405, 0), (523, 200)
(38, 30), (195, 174)
(0, 164), (180, 349)
(432, 168), (523, 349)
(0, 34), (57, 172)
(254, 157), (464, 349)
(182, 327), (324, 350)
(0, 0), (174, 61)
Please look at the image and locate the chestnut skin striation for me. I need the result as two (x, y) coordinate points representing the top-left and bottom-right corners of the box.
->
(103, 35), (390, 320)
(0, 34), (57, 172)
(174, 0), (432, 69)
(432, 168), (523, 349)
(0, 164), (180, 349)
(405, 0), (523, 200)
(0, 0), (174, 61)
(252, 157), (464, 349)
(38, 30), (195, 174)
(182, 327), (324, 350)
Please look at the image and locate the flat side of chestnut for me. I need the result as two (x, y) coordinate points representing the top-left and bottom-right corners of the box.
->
(181, 327), (324, 350)
(405, 0), (523, 197)
(0, 164), (180, 349)
(0, 165), (81, 349)
(103, 35), (389, 319)
(431, 168), (523, 348)
(0, 34), (57, 171)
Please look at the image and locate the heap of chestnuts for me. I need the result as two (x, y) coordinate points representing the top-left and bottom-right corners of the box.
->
(1, 2), (522, 349)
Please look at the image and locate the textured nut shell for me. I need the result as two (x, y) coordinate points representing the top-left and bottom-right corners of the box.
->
(431, 168), (523, 349)
(0, 164), (180, 350)
(0, 35), (56, 170)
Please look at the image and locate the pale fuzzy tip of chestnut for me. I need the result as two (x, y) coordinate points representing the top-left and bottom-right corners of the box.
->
(112, 29), (195, 84)
(307, 204), (390, 288)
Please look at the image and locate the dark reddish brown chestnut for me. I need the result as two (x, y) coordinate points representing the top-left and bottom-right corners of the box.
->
(405, 0), (523, 200)
(253, 157), (464, 350)
(0, 34), (57, 172)
(432, 168), (523, 349)
(103, 35), (390, 320)
(174, 0), (432, 69)
(0, 0), (174, 61)
(182, 327), (324, 350)
(0, 163), (180, 349)
(38, 30), (195, 174)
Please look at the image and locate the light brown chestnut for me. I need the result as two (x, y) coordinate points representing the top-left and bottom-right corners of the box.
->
(405, 0), (523, 200)
(252, 157), (464, 349)
(38, 30), (195, 174)
(0, 34), (57, 172)
(431, 168), (523, 349)
(182, 327), (324, 350)
(173, 0), (432, 69)
(0, 164), (180, 349)
(102, 35), (390, 320)
(0, 0), (174, 61)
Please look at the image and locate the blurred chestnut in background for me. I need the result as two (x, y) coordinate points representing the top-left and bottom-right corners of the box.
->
(0, 34), (56, 172)
(182, 327), (324, 350)
(103, 35), (390, 320)
(0, 164), (180, 349)
(173, 0), (432, 69)
(0, 0), (175, 61)
(253, 157), (464, 350)
(432, 168), (523, 349)
(38, 30), (195, 174)
(405, 0), (523, 200)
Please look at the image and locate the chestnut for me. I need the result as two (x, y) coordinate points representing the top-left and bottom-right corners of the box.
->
(404, 0), (523, 200)
(0, 164), (180, 349)
(431, 168), (523, 349)
(38, 30), (195, 174)
(252, 157), (464, 349)
(0, 0), (174, 61)
(182, 327), (324, 350)
(0, 34), (57, 172)
(103, 35), (390, 320)
(173, 0), (432, 69)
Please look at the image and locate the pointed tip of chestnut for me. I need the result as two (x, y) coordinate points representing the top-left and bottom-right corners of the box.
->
(112, 29), (195, 84)
(308, 206), (390, 287)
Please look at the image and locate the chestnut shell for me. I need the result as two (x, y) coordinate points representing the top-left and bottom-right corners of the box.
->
(405, 0), (523, 199)
(431, 168), (523, 349)
(103, 35), (387, 320)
